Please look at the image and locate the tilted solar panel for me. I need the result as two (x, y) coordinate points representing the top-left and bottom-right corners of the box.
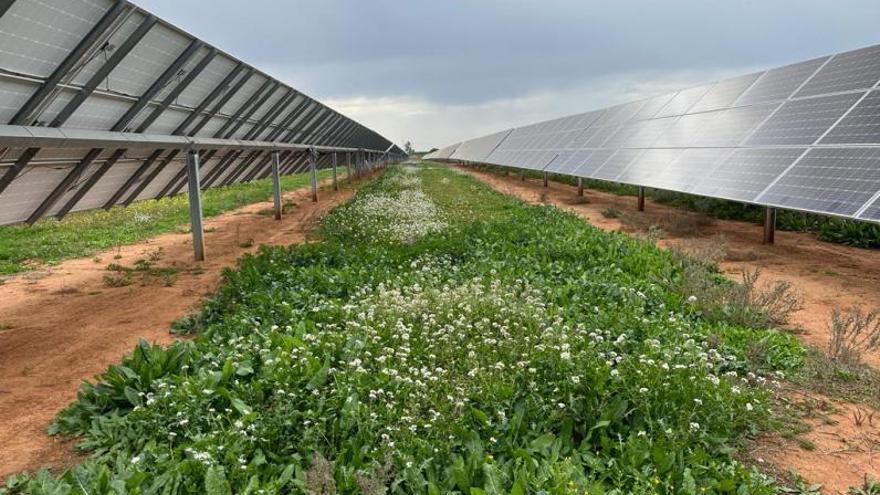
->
(429, 41), (880, 225)
(0, 0), (401, 226)
(757, 148), (880, 217)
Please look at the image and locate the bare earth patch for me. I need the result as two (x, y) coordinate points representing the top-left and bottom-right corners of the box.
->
(464, 167), (880, 492)
(756, 392), (880, 494)
(0, 181), (355, 480)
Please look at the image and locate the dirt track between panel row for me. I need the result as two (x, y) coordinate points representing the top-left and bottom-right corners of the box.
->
(464, 167), (880, 493)
(0, 181), (355, 480)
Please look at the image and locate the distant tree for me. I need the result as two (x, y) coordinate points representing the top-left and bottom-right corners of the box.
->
(404, 141), (415, 155)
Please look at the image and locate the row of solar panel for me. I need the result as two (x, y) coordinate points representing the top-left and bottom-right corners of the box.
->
(426, 42), (880, 223)
(0, 0), (400, 225)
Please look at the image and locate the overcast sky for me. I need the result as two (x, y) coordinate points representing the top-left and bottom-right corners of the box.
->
(136, 0), (880, 151)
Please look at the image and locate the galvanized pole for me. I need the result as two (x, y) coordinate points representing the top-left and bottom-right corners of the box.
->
(577, 177), (584, 197)
(637, 186), (646, 212)
(309, 148), (318, 203)
(543, 172), (549, 188)
(271, 151), (282, 220)
(186, 150), (205, 261)
(763, 207), (776, 245)
(332, 152), (338, 191)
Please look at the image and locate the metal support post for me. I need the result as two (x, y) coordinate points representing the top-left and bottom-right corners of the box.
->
(309, 148), (318, 203)
(346, 152), (352, 178)
(186, 150), (205, 261)
(543, 172), (549, 188)
(577, 177), (584, 197)
(332, 152), (338, 191)
(763, 207), (776, 245)
(272, 151), (283, 220)
(637, 186), (646, 212)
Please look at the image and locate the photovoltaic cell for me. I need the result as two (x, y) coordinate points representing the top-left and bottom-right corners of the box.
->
(592, 149), (642, 181)
(745, 92), (863, 146)
(651, 148), (733, 193)
(819, 90), (880, 144)
(632, 93), (676, 121)
(603, 118), (673, 149)
(547, 149), (592, 174)
(578, 124), (619, 149)
(692, 148), (806, 203)
(571, 149), (615, 177)
(758, 148), (880, 216)
(618, 149), (683, 185)
(736, 56), (830, 105)
(796, 45), (880, 98)
(653, 112), (717, 148)
(593, 100), (645, 127)
(690, 72), (762, 113)
(655, 84), (712, 118)
(696, 102), (779, 147)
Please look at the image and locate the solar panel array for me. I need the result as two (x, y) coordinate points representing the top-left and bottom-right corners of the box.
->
(425, 43), (880, 224)
(0, 0), (402, 226)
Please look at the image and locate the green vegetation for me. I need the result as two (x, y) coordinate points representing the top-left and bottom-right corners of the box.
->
(0, 170), (333, 275)
(3, 163), (807, 493)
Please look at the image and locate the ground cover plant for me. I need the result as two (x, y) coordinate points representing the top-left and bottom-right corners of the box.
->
(3, 163), (807, 494)
(0, 169), (333, 275)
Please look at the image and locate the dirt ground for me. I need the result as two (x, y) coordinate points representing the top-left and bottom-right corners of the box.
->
(464, 167), (880, 492)
(0, 181), (355, 480)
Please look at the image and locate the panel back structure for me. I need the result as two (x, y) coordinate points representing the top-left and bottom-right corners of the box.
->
(427, 42), (880, 224)
(0, 0), (402, 225)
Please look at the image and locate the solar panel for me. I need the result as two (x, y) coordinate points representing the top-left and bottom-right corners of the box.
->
(592, 149), (642, 181)
(547, 149), (593, 174)
(692, 148), (807, 203)
(431, 42), (880, 226)
(593, 100), (645, 127)
(736, 57), (830, 105)
(796, 45), (880, 98)
(690, 72), (762, 113)
(696, 102), (779, 147)
(451, 129), (512, 162)
(618, 149), (683, 185)
(651, 148), (734, 194)
(655, 84), (712, 118)
(819, 90), (880, 144)
(757, 148), (880, 217)
(745, 92), (864, 145)
(603, 118), (675, 149)
(653, 112), (718, 148)
(571, 149), (616, 177)
(859, 197), (880, 221)
(631, 93), (676, 121)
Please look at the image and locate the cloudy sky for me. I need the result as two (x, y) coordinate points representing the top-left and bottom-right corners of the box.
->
(136, 0), (880, 151)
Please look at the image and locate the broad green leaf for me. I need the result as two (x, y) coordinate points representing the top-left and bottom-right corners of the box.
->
(204, 466), (231, 495)
(230, 397), (253, 416)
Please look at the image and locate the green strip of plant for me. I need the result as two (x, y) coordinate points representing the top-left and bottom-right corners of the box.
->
(0, 170), (333, 275)
(3, 163), (806, 493)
